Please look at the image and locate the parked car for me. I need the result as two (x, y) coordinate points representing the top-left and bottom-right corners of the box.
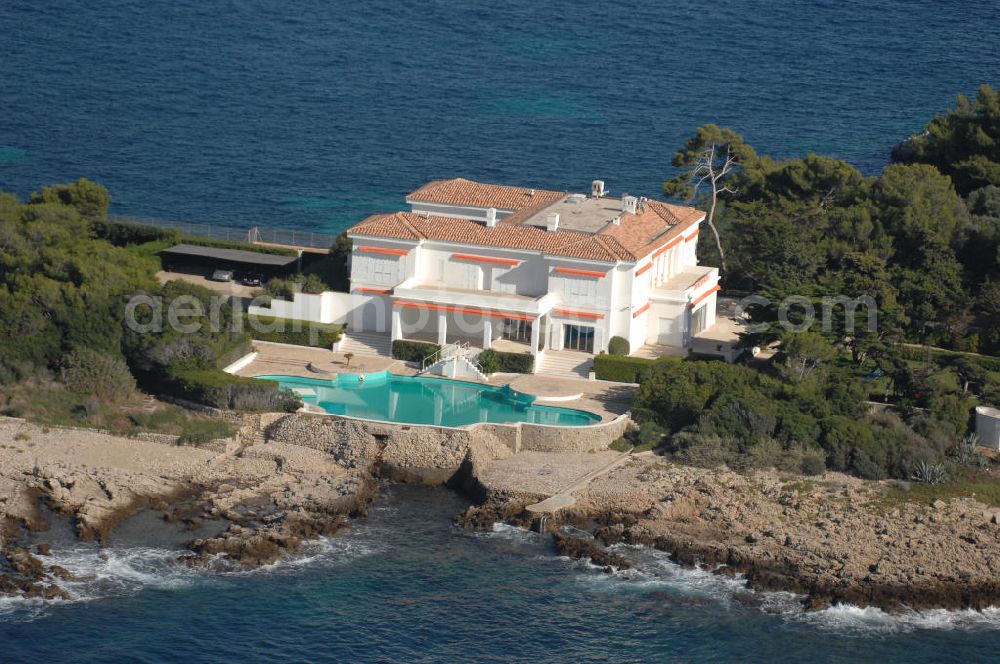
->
(241, 273), (263, 287)
(210, 269), (234, 282)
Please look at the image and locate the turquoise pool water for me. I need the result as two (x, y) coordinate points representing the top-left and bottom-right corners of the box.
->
(255, 373), (601, 428)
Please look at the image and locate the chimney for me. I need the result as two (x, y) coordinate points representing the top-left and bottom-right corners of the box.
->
(485, 207), (497, 227)
(546, 212), (560, 232)
(591, 180), (606, 198)
(622, 195), (638, 214)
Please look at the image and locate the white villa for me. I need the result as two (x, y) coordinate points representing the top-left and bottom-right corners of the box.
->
(338, 178), (721, 372)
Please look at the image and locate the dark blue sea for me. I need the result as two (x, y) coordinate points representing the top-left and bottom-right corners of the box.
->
(3, 485), (1000, 663)
(2, 0), (999, 234)
(3, 1), (1000, 659)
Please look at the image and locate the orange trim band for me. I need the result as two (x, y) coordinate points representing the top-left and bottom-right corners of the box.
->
(358, 245), (409, 256)
(554, 267), (606, 278)
(652, 234), (684, 258)
(635, 263), (653, 276)
(392, 300), (535, 321)
(689, 285), (720, 309)
(452, 253), (520, 266)
(355, 287), (392, 295)
(632, 302), (651, 318)
(685, 229), (700, 242)
(553, 307), (605, 320)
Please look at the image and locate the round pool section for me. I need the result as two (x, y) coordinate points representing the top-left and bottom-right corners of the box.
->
(254, 373), (601, 428)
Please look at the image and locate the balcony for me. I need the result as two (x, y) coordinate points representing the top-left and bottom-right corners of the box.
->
(393, 280), (556, 315)
(650, 265), (718, 301)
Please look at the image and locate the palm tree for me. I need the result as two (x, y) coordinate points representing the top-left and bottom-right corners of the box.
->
(344, 352), (354, 369)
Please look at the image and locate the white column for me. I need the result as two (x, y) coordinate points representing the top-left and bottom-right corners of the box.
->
(437, 311), (447, 345)
(391, 308), (402, 340)
(482, 319), (492, 349)
(530, 318), (540, 354)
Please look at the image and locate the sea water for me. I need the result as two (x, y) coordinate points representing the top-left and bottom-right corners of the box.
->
(1, 0), (998, 233)
(1, 486), (999, 662)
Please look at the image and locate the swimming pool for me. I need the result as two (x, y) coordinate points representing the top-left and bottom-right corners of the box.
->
(255, 372), (601, 428)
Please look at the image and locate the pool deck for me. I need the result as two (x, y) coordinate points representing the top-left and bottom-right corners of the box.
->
(238, 342), (633, 422)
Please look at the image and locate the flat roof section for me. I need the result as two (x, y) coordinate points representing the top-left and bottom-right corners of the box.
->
(161, 243), (299, 267)
(520, 195), (626, 233)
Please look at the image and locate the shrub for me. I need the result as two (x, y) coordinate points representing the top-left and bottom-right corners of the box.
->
(177, 418), (236, 446)
(478, 349), (534, 374)
(800, 449), (827, 476)
(90, 219), (180, 246)
(166, 370), (301, 412)
(607, 336), (630, 356)
(668, 432), (732, 468)
(391, 340), (440, 363)
(263, 274), (327, 300)
(911, 460), (950, 484)
(243, 314), (341, 347)
(593, 355), (658, 382)
(62, 348), (137, 403)
(301, 232), (351, 292)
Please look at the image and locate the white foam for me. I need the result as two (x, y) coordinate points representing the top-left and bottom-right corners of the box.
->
(568, 543), (1000, 632)
(474, 522), (542, 546)
(0, 529), (381, 622)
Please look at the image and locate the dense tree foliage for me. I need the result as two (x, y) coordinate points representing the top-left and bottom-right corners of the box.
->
(892, 84), (1000, 195)
(642, 85), (1000, 479)
(0, 182), (294, 413)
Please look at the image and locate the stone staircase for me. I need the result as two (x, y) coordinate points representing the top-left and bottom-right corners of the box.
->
(537, 350), (593, 379)
(419, 343), (488, 381)
(338, 330), (392, 357)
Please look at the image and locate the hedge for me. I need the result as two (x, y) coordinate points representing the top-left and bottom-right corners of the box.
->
(392, 340), (440, 363)
(165, 369), (300, 412)
(593, 354), (657, 382)
(243, 314), (341, 347)
(90, 219), (181, 246)
(478, 349), (534, 374)
(178, 236), (299, 257)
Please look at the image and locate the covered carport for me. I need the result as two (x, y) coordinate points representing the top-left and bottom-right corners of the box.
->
(159, 243), (300, 280)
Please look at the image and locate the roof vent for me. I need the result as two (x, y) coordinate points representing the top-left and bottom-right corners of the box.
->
(622, 195), (638, 214)
(611, 215), (622, 226)
(485, 207), (498, 227)
(546, 212), (560, 232)
(591, 180), (606, 198)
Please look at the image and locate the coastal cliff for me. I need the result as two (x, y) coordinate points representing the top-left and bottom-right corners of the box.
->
(4, 413), (1000, 614)
(460, 452), (1000, 613)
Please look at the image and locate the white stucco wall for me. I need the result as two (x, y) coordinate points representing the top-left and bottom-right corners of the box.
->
(248, 291), (391, 332)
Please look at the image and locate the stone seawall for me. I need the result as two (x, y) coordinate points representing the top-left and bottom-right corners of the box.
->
(264, 413), (515, 483)
(518, 414), (630, 453)
(262, 411), (631, 483)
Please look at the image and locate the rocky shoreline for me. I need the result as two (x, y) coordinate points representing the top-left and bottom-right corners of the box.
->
(458, 454), (1000, 613)
(2, 414), (1000, 615)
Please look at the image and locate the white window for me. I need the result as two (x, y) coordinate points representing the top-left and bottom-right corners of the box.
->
(362, 256), (399, 285)
(563, 276), (597, 304)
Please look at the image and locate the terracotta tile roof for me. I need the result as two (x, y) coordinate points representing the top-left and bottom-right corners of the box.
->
(406, 178), (564, 211)
(349, 208), (697, 263)
(600, 200), (705, 260)
(352, 179), (705, 263)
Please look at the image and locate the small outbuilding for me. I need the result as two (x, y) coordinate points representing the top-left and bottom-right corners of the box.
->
(976, 405), (1000, 450)
(160, 243), (299, 280)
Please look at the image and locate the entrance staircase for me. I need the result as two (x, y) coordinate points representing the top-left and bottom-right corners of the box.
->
(420, 342), (488, 381)
(537, 350), (593, 379)
(338, 330), (392, 357)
